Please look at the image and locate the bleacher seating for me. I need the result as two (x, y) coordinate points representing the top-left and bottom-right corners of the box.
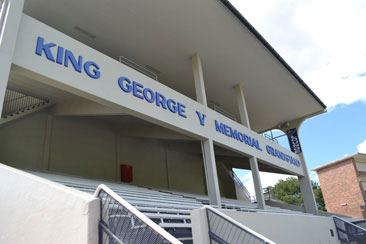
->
(28, 170), (313, 243)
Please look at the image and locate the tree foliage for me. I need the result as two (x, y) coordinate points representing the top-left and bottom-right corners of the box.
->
(272, 177), (326, 211)
(273, 177), (302, 205)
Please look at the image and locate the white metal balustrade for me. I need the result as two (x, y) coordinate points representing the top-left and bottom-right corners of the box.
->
(205, 206), (276, 244)
(95, 184), (182, 244)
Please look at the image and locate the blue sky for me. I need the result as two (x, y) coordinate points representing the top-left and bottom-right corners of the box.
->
(230, 0), (366, 194)
(301, 101), (366, 171)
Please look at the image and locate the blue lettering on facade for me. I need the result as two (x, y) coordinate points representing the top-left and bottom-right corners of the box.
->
(35, 37), (101, 79)
(118, 76), (187, 118)
(195, 111), (206, 126)
(265, 145), (300, 167)
(214, 120), (262, 151)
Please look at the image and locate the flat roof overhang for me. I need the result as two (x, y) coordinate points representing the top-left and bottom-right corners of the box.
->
(22, 0), (326, 132)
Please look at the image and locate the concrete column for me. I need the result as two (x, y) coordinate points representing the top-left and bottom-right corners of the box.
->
(250, 157), (265, 209)
(282, 119), (318, 215)
(0, 0), (24, 115)
(298, 151), (318, 215)
(192, 53), (207, 106)
(202, 139), (221, 206)
(235, 84), (250, 128)
(192, 53), (221, 206)
(235, 84), (265, 209)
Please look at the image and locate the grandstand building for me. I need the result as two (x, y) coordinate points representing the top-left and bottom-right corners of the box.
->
(1, 0), (365, 243)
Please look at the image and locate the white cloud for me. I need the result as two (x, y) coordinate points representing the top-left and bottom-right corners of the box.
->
(229, 0), (366, 107)
(357, 139), (366, 153)
(240, 172), (294, 196)
(309, 171), (319, 184)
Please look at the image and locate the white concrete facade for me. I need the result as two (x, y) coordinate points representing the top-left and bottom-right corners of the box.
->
(191, 208), (340, 244)
(0, 163), (100, 244)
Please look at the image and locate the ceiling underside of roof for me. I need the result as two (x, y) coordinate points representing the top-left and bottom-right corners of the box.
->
(22, 0), (325, 132)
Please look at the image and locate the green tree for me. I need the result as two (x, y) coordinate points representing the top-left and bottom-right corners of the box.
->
(313, 184), (326, 211)
(272, 178), (326, 211)
(273, 177), (303, 205)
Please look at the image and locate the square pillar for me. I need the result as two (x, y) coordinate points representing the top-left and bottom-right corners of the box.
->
(202, 139), (221, 206)
(250, 157), (265, 209)
(285, 124), (318, 215)
(0, 0), (24, 115)
(192, 53), (221, 206)
(236, 84), (265, 209)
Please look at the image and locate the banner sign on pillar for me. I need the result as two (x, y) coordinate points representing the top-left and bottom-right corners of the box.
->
(286, 128), (302, 154)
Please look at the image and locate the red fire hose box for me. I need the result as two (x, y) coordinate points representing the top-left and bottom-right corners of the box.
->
(120, 164), (133, 182)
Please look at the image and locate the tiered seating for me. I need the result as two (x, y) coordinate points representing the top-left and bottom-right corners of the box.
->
(28, 171), (314, 243)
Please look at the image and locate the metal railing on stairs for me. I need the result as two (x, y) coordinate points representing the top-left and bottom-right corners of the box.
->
(1, 89), (50, 119)
(94, 184), (182, 244)
(0, 0), (9, 39)
(205, 206), (276, 244)
(232, 171), (251, 201)
(333, 216), (366, 244)
(220, 163), (251, 202)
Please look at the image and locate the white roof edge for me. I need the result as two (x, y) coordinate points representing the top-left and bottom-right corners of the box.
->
(312, 153), (366, 171)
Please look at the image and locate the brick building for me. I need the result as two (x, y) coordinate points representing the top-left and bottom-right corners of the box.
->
(313, 153), (366, 219)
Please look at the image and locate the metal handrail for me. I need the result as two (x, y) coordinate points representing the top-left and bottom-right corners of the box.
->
(94, 184), (182, 244)
(352, 219), (366, 230)
(0, 0), (9, 41)
(1, 89), (49, 118)
(333, 216), (366, 244)
(219, 163), (251, 201)
(232, 171), (251, 200)
(119, 56), (158, 81)
(205, 206), (277, 244)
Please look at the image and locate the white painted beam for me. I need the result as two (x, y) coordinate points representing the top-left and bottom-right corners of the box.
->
(53, 100), (123, 116)
(192, 53), (207, 106)
(235, 84), (251, 128)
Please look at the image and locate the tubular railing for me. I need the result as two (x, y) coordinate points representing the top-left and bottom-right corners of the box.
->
(232, 171), (251, 201)
(94, 184), (182, 244)
(353, 219), (366, 230)
(119, 56), (158, 81)
(1, 89), (49, 118)
(0, 0), (9, 39)
(205, 206), (276, 244)
(219, 163), (251, 202)
(333, 216), (366, 244)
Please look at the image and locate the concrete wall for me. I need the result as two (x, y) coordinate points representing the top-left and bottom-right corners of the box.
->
(0, 109), (211, 195)
(223, 210), (339, 244)
(317, 158), (365, 219)
(216, 162), (236, 199)
(0, 163), (99, 244)
(191, 208), (340, 244)
(0, 110), (48, 170)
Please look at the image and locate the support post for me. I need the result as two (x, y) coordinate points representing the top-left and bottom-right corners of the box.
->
(250, 157), (265, 209)
(202, 139), (221, 206)
(235, 84), (250, 128)
(192, 53), (207, 106)
(0, 0), (24, 115)
(192, 53), (221, 206)
(298, 152), (318, 215)
(235, 84), (265, 209)
(283, 120), (318, 215)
